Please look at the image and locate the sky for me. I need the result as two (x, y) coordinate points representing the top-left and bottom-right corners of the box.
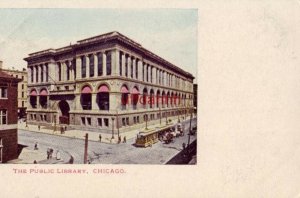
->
(0, 9), (197, 81)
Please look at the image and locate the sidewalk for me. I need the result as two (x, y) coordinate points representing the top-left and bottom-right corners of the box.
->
(18, 116), (196, 144)
(8, 147), (47, 164)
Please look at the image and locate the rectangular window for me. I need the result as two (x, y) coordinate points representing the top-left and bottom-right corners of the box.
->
(40, 115), (43, 121)
(104, 118), (109, 127)
(22, 101), (24, 107)
(72, 60), (76, 80)
(22, 84), (24, 89)
(135, 59), (138, 79)
(87, 117), (91, 125)
(34, 114), (36, 120)
(0, 87), (8, 98)
(22, 92), (24, 97)
(106, 52), (111, 76)
(16, 75), (18, 79)
(22, 75), (24, 80)
(133, 117), (136, 124)
(0, 110), (7, 125)
(137, 116), (140, 123)
(122, 118), (126, 126)
(65, 86), (69, 90)
(81, 117), (86, 125)
(98, 118), (102, 126)
(126, 117), (129, 125)
(66, 62), (70, 80)
(146, 65), (148, 82)
(40, 65), (43, 82)
(89, 55), (94, 77)
(119, 52), (122, 76)
(98, 53), (103, 76)
(44, 115), (47, 121)
(81, 56), (86, 78)
(31, 67), (34, 83)
(150, 66), (152, 83)
(125, 55), (128, 77)
(46, 64), (49, 82)
(58, 63), (62, 81)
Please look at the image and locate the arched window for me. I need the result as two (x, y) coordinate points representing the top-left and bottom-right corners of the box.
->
(121, 85), (129, 110)
(143, 88), (148, 109)
(150, 89), (154, 108)
(162, 91), (165, 108)
(29, 89), (37, 108)
(156, 90), (161, 108)
(131, 87), (139, 110)
(39, 89), (48, 109)
(166, 92), (170, 107)
(81, 85), (92, 110)
(97, 84), (109, 110)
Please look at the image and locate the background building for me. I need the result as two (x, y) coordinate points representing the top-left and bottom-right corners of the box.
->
(24, 31), (195, 134)
(0, 61), (27, 118)
(0, 62), (21, 163)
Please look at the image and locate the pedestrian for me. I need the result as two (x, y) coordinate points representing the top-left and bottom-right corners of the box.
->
(47, 148), (50, 159)
(33, 160), (37, 164)
(56, 150), (61, 160)
(182, 142), (186, 150)
(99, 134), (102, 142)
(34, 142), (38, 150)
(118, 136), (121, 144)
(123, 136), (126, 143)
(69, 155), (74, 164)
(49, 148), (53, 159)
(38, 125), (40, 131)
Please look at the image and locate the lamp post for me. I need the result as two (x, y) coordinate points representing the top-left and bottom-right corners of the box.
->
(111, 117), (115, 139)
(159, 107), (162, 125)
(145, 114), (148, 130)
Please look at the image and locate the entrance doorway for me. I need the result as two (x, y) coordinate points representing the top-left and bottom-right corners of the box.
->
(58, 100), (70, 125)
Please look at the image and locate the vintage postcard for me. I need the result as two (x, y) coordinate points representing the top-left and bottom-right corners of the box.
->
(0, 9), (197, 166)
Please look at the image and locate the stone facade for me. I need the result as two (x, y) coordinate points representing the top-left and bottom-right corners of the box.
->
(0, 65), (28, 118)
(0, 69), (20, 163)
(24, 31), (195, 134)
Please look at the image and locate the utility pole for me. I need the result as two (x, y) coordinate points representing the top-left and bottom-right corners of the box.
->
(187, 107), (193, 155)
(84, 133), (88, 164)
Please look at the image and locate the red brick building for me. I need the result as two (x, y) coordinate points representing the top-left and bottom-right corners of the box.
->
(0, 67), (20, 163)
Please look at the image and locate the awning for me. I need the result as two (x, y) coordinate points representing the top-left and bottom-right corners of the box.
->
(30, 90), (37, 96)
(40, 89), (48, 96)
(81, 86), (92, 94)
(121, 86), (129, 94)
(98, 85), (109, 93)
(131, 87), (139, 94)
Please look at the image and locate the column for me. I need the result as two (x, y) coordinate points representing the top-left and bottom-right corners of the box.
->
(132, 58), (136, 79)
(86, 55), (90, 78)
(144, 64), (147, 82)
(103, 52), (107, 76)
(75, 94), (82, 110)
(76, 56), (82, 79)
(92, 93), (97, 110)
(152, 67), (156, 84)
(121, 53), (125, 76)
(94, 53), (98, 77)
(114, 49), (120, 76)
(148, 65), (151, 83)
(48, 61), (56, 83)
(28, 66), (32, 84)
(37, 95), (40, 109)
(128, 56), (132, 78)
(109, 93), (120, 111)
(138, 60), (143, 81)
(61, 62), (66, 82)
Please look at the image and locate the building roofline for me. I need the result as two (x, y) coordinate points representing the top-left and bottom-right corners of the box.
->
(24, 31), (195, 79)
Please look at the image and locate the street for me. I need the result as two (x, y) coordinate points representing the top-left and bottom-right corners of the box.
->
(18, 118), (197, 164)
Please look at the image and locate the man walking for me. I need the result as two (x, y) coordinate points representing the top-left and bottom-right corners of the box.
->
(99, 134), (102, 142)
